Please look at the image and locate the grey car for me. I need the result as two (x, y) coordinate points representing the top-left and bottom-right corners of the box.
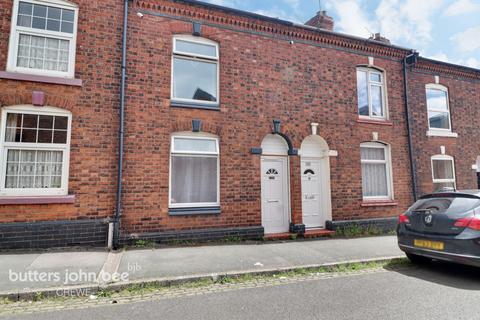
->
(397, 190), (480, 267)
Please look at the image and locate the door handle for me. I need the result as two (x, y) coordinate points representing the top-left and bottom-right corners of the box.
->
(267, 200), (279, 203)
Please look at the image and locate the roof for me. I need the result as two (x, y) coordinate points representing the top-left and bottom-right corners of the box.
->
(147, 0), (480, 76)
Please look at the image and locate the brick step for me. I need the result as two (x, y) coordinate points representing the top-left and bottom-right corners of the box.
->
(303, 229), (335, 238)
(263, 232), (295, 241)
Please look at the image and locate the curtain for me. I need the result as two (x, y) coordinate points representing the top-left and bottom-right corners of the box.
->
(171, 155), (217, 204)
(361, 146), (388, 197)
(17, 35), (69, 72)
(5, 150), (62, 189)
(5, 113), (19, 142)
(361, 163), (388, 197)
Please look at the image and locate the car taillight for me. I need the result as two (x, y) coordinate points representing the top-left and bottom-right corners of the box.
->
(398, 214), (409, 224)
(454, 216), (480, 231)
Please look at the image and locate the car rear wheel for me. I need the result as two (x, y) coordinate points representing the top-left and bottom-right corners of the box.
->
(406, 253), (432, 264)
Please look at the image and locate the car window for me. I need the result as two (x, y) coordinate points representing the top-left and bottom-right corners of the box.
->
(411, 197), (480, 214)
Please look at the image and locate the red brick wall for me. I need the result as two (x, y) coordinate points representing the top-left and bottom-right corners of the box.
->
(0, 0), (123, 223)
(408, 65), (480, 196)
(120, 0), (414, 234)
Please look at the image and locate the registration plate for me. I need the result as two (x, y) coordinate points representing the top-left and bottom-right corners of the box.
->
(414, 239), (444, 251)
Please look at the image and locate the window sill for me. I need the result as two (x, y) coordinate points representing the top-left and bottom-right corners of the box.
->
(357, 117), (393, 126)
(0, 194), (75, 205)
(169, 206), (221, 216)
(426, 130), (458, 138)
(170, 100), (220, 111)
(0, 71), (82, 87)
(361, 200), (398, 207)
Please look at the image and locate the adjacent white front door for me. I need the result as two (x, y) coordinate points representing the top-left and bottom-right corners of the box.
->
(261, 156), (289, 234)
(301, 158), (327, 228)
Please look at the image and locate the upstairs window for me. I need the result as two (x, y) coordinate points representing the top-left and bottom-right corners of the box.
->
(169, 133), (219, 208)
(171, 35), (219, 108)
(431, 155), (456, 192)
(356, 67), (387, 119)
(426, 84), (451, 132)
(360, 142), (393, 200)
(7, 0), (78, 78)
(0, 106), (72, 196)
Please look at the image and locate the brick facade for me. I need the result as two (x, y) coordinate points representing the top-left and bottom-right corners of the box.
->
(0, 0), (478, 249)
(408, 59), (480, 196)
(0, 0), (122, 245)
(121, 0), (413, 236)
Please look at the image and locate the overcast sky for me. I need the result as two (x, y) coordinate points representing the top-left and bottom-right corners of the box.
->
(203, 0), (480, 69)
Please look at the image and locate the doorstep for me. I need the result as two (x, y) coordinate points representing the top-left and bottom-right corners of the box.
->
(303, 229), (335, 239)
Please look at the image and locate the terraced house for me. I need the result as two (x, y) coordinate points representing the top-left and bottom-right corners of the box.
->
(0, 0), (479, 249)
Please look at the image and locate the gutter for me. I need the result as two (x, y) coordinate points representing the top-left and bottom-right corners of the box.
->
(113, 0), (129, 249)
(403, 52), (419, 202)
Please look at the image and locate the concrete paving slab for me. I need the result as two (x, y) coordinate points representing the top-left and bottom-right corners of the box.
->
(0, 251), (108, 292)
(118, 236), (402, 280)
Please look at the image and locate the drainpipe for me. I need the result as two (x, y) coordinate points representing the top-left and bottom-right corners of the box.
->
(403, 51), (419, 201)
(113, 0), (129, 249)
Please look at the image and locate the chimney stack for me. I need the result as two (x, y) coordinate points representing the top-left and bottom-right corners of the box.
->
(305, 11), (334, 31)
(369, 33), (391, 44)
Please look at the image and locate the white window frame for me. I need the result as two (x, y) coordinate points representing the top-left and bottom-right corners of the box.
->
(357, 67), (388, 120)
(171, 35), (220, 106)
(431, 154), (456, 190)
(425, 84), (457, 137)
(7, 0), (79, 78)
(0, 105), (72, 196)
(169, 132), (220, 208)
(360, 142), (394, 201)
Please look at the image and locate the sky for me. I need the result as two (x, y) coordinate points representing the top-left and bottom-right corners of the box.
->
(202, 0), (480, 69)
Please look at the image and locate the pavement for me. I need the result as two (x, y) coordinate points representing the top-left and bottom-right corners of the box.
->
(3, 259), (480, 320)
(0, 236), (403, 299)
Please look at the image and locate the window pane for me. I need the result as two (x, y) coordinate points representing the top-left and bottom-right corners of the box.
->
(371, 85), (383, 117)
(4, 113), (68, 144)
(16, 34), (69, 72)
(17, 14), (32, 27)
(46, 18), (60, 32)
(18, 2), (33, 15)
(22, 114), (37, 128)
(47, 7), (61, 20)
(171, 156), (217, 204)
(32, 16), (46, 29)
(39, 115), (54, 128)
(362, 163), (388, 197)
(62, 9), (75, 22)
(173, 57), (217, 102)
(175, 39), (217, 58)
(432, 159), (454, 180)
(37, 130), (53, 143)
(370, 73), (381, 82)
(61, 21), (74, 33)
(18, 3), (74, 34)
(356, 70), (369, 116)
(433, 182), (455, 192)
(33, 4), (47, 17)
(361, 146), (385, 161)
(53, 130), (67, 143)
(426, 88), (448, 111)
(174, 138), (217, 153)
(5, 149), (63, 189)
(428, 111), (450, 129)
(54, 116), (68, 130)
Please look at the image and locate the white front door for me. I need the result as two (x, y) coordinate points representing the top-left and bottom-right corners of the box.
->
(261, 157), (289, 234)
(301, 158), (326, 228)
